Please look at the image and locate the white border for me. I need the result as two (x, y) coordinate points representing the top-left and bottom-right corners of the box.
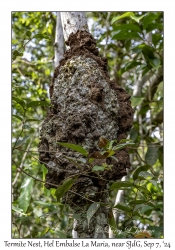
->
(0, 0), (174, 249)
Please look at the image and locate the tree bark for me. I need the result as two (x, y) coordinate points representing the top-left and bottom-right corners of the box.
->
(61, 12), (89, 41)
(39, 12), (133, 238)
(54, 12), (65, 68)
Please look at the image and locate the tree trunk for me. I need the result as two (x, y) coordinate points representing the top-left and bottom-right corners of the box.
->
(39, 12), (133, 238)
(54, 12), (65, 68)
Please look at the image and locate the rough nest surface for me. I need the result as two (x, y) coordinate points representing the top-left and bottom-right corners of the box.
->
(39, 30), (133, 206)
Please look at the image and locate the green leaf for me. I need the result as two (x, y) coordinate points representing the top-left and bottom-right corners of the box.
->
(26, 101), (50, 108)
(23, 124), (31, 130)
(56, 231), (67, 238)
(34, 201), (55, 209)
(129, 199), (146, 205)
(15, 135), (30, 148)
(108, 208), (116, 231)
(145, 23), (163, 33)
(130, 96), (144, 108)
(87, 202), (100, 227)
(12, 114), (23, 121)
(143, 12), (160, 30)
(131, 14), (145, 23)
(133, 165), (151, 181)
(26, 119), (40, 122)
(13, 97), (26, 109)
(114, 203), (132, 212)
(111, 12), (134, 24)
(140, 205), (154, 215)
(13, 50), (20, 56)
(33, 34), (51, 40)
(33, 33), (45, 39)
(12, 205), (27, 215)
(148, 57), (161, 69)
(110, 181), (134, 190)
(92, 166), (105, 172)
(12, 49), (23, 60)
(112, 30), (141, 40)
(119, 61), (141, 76)
(138, 171), (154, 180)
(37, 228), (50, 238)
(113, 142), (135, 151)
(145, 146), (159, 165)
(152, 33), (162, 47)
(58, 142), (88, 157)
(55, 177), (77, 202)
(111, 12), (145, 24)
(132, 44), (154, 59)
(113, 24), (141, 32)
(130, 128), (138, 141)
(136, 185), (151, 196)
(17, 177), (34, 213)
(26, 30), (31, 38)
(156, 195), (163, 201)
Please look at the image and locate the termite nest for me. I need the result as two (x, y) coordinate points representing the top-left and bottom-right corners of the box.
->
(39, 30), (133, 206)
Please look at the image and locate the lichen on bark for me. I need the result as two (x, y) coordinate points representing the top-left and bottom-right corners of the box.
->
(39, 30), (133, 238)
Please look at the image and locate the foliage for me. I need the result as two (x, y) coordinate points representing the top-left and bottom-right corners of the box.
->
(12, 11), (163, 238)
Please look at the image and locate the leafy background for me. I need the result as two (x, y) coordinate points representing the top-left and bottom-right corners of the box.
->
(12, 12), (163, 238)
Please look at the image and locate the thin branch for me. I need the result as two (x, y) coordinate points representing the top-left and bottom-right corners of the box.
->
(12, 159), (58, 188)
(12, 136), (34, 187)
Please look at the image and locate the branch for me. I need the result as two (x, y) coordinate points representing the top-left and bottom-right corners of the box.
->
(12, 159), (58, 188)
(12, 136), (33, 187)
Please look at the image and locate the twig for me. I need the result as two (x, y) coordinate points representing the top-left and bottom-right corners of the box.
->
(12, 160), (57, 188)
(12, 136), (34, 187)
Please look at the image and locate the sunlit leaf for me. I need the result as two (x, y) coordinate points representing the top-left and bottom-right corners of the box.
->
(17, 177), (34, 213)
(130, 96), (144, 108)
(12, 205), (27, 215)
(92, 166), (105, 172)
